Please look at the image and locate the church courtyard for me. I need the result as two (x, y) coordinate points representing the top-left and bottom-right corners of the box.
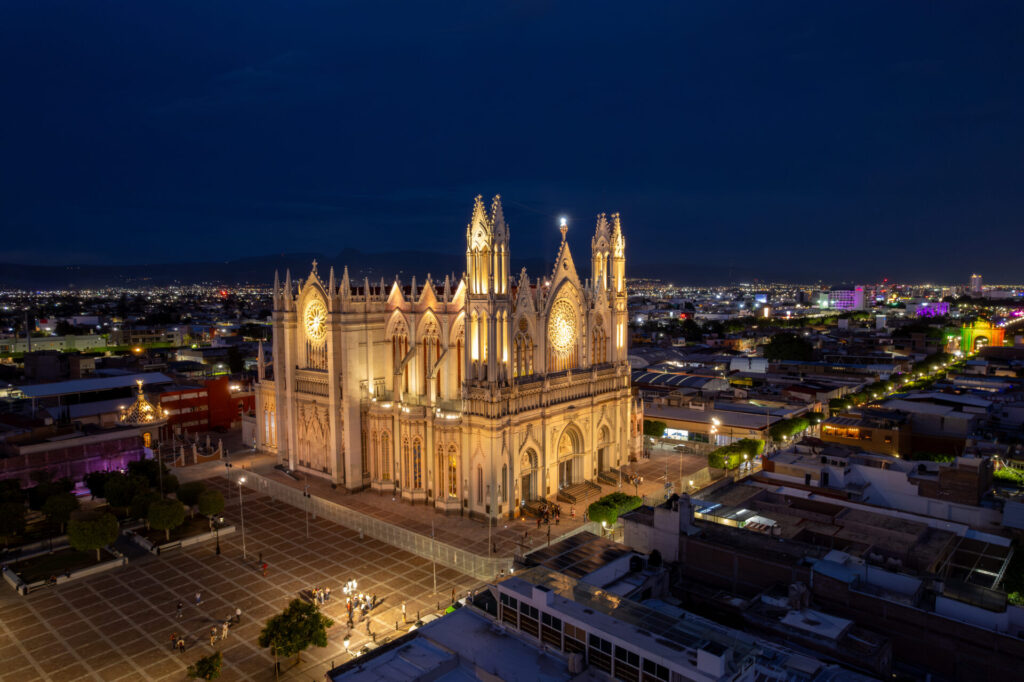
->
(0, 479), (480, 681)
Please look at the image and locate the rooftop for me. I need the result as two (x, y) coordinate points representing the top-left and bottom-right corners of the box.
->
(18, 372), (173, 398)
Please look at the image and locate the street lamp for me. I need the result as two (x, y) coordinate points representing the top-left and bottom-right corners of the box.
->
(303, 485), (311, 539)
(237, 476), (247, 560)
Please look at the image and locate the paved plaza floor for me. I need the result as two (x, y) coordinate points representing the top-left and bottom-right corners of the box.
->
(0, 478), (480, 681)
(203, 447), (713, 560)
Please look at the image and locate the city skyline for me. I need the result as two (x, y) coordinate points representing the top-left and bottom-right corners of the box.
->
(2, 2), (1022, 280)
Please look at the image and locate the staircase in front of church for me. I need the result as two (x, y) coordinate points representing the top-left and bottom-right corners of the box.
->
(556, 480), (602, 508)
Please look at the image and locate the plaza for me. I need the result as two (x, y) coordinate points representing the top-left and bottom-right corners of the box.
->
(0, 477), (480, 681)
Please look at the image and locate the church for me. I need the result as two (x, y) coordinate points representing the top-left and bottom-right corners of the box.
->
(254, 195), (638, 519)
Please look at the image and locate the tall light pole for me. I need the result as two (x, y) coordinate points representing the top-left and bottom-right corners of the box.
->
(431, 518), (437, 596)
(303, 485), (311, 539)
(237, 476), (247, 561)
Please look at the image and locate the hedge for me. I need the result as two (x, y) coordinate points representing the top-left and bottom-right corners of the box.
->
(994, 468), (1024, 487)
(587, 492), (643, 526)
(708, 438), (764, 470)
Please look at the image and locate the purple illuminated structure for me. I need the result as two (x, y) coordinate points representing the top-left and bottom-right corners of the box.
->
(915, 301), (949, 317)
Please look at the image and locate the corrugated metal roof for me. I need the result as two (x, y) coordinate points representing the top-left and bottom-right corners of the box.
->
(18, 372), (174, 398)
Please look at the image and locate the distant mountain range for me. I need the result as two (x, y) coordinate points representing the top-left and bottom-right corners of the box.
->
(0, 250), (827, 289)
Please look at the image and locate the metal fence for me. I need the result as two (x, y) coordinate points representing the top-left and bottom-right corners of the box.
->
(239, 473), (513, 581)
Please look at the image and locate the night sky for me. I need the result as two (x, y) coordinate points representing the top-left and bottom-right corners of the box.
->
(2, 2), (1022, 282)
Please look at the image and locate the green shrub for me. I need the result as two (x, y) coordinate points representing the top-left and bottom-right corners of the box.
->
(587, 492), (643, 526)
(769, 417), (809, 441)
(994, 468), (1024, 487)
(643, 420), (666, 438)
(708, 438), (764, 470)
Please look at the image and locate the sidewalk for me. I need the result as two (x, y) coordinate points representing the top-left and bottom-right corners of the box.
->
(174, 446), (712, 560)
(177, 453), (592, 559)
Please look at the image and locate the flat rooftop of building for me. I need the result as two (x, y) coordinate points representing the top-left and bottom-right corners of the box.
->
(644, 403), (780, 430)
(329, 606), (574, 681)
(523, 531), (636, 581)
(502, 566), (760, 670)
(18, 372), (174, 398)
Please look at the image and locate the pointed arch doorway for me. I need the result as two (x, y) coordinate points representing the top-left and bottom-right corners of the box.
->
(557, 425), (584, 490)
(520, 448), (539, 502)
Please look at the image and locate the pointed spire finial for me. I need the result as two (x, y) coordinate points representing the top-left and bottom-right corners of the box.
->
(559, 216), (568, 242)
(311, 259), (318, 277)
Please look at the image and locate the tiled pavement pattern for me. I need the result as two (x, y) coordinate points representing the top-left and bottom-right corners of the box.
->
(240, 447), (711, 558)
(0, 477), (480, 681)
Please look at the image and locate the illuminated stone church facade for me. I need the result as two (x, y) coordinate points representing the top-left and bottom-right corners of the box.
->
(255, 195), (634, 518)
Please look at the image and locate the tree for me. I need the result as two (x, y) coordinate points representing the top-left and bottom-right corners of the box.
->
(0, 501), (27, 546)
(42, 492), (80, 534)
(128, 458), (178, 493)
(67, 510), (119, 561)
(176, 481), (207, 518)
(769, 417), (810, 442)
(198, 490), (225, 519)
(26, 470), (74, 510)
(586, 492), (643, 526)
(643, 420), (667, 438)
(258, 599), (334, 665)
(103, 473), (149, 508)
(83, 471), (111, 500)
(187, 651), (222, 680)
(148, 499), (186, 542)
(130, 490), (161, 521)
(763, 332), (814, 362)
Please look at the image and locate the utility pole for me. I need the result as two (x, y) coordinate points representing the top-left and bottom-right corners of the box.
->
(431, 518), (437, 596)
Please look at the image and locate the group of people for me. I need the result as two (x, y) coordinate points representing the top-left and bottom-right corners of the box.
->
(311, 586), (331, 604)
(170, 595), (242, 652)
(535, 502), (562, 527)
(344, 592), (377, 626)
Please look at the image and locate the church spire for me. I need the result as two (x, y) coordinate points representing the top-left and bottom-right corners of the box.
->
(490, 194), (507, 241)
(340, 266), (351, 301)
(328, 265), (336, 294)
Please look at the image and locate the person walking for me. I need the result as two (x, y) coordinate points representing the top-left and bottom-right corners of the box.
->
(221, 621), (230, 640)
(177, 637), (186, 654)
(372, 592), (377, 609)
(209, 627), (217, 646)
(234, 607), (242, 623)
(325, 586), (331, 602)
(401, 601), (407, 624)
(170, 632), (178, 651)
(262, 562), (268, 577)
(194, 591), (201, 606)
(176, 601), (183, 620)
(570, 505), (575, 520)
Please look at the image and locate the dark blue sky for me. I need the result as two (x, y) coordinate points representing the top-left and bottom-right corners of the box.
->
(2, 1), (1022, 282)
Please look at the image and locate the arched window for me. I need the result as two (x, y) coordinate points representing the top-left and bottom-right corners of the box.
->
(447, 444), (458, 497)
(436, 441), (445, 495)
(421, 320), (440, 398)
(381, 431), (391, 480)
(391, 320), (409, 394)
(513, 331), (533, 378)
(592, 324), (607, 365)
(412, 438), (422, 488)
(402, 436), (410, 488)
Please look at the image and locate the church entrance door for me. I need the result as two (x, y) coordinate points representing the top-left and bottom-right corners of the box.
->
(521, 472), (535, 501)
